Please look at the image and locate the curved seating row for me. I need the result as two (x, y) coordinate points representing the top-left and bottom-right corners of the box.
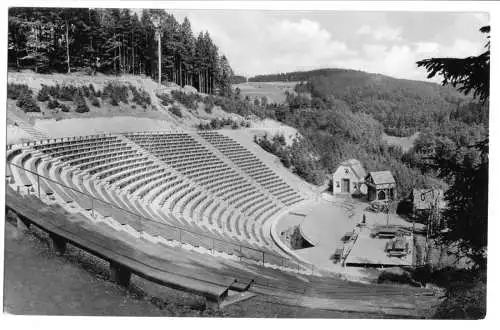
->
(198, 131), (304, 206)
(8, 132), (305, 265)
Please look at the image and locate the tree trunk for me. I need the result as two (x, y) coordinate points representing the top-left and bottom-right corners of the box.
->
(118, 35), (122, 74)
(132, 35), (135, 75)
(65, 20), (71, 73)
(179, 62), (182, 87)
(113, 33), (117, 74)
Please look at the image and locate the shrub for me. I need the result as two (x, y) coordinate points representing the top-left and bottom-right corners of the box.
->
(204, 96), (215, 113)
(37, 85), (51, 102)
(102, 82), (129, 104)
(79, 85), (91, 98)
(7, 83), (31, 100)
(169, 105), (183, 118)
(60, 85), (78, 101)
(90, 96), (100, 107)
(89, 84), (96, 95)
(60, 104), (70, 112)
(16, 93), (40, 112)
(171, 90), (202, 109)
(129, 84), (151, 107)
(156, 93), (172, 106)
(74, 94), (89, 113)
(377, 269), (421, 287)
(47, 99), (61, 109)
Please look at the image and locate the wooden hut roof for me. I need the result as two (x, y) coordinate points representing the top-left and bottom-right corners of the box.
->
(339, 159), (367, 180)
(366, 171), (396, 185)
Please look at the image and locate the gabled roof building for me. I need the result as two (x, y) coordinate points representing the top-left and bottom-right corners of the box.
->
(365, 171), (397, 201)
(332, 159), (367, 195)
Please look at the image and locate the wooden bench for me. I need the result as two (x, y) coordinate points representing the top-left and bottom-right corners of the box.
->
(5, 187), (256, 309)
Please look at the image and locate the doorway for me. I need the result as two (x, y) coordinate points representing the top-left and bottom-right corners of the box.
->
(378, 190), (386, 200)
(341, 179), (350, 193)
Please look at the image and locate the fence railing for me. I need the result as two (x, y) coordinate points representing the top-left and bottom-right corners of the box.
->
(7, 161), (315, 274)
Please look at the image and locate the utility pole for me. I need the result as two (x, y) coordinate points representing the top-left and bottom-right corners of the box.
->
(422, 189), (439, 266)
(152, 16), (163, 86)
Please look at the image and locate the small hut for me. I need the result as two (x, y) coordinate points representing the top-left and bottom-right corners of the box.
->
(332, 159), (367, 195)
(365, 171), (396, 202)
(411, 188), (446, 215)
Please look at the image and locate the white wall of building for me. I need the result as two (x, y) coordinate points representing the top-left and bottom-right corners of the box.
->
(332, 165), (367, 195)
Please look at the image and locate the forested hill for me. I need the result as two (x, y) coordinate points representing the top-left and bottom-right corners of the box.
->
(249, 68), (363, 82)
(8, 8), (234, 95)
(251, 68), (487, 137)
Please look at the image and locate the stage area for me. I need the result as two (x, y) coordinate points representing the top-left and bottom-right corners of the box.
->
(274, 196), (416, 273)
(345, 230), (414, 267)
(275, 199), (357, 272)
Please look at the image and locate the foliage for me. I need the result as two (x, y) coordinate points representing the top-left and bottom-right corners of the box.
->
(415, 25), (489, 269)
(47, 99), (61, 109)
(102, 82), (128, 105)
(42, 84), (78, 101)
(427, 268), (486, 319)
(156, 93), (172, 106)
(213, 95), (258, 117)
(90, 95), (100, 107)
(196, 118), (249, 130)
(171, 90), (203, 110)
(204, 95), (215, 113)
(169, 105), (183, 118)
(73, 93), (90, 113)
(16, 92), (41, 112)
(417, 26), (490, 104)
(37, 85), (51, 102)
(249, 68), (469, 137)
(254, 133), (325, 185)
(230, 75), (247, 84)
(7, 83), (31, 100)
(128, 84), (151, 108)
(60, 103), (70, 112)
(8, 8), (234, 95)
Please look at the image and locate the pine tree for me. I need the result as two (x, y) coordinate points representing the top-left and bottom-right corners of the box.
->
(7, 7), (235, 93)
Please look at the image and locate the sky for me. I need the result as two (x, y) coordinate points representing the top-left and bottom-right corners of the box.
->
(170, 10), (489, 81)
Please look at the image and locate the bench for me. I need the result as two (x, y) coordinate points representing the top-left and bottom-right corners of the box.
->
(5, 186), (256, 309)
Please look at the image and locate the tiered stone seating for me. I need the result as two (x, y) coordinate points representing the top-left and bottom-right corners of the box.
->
(198, 131), (304, 206)
(8, 131), (305, 267)
(125, 132), (281, 249)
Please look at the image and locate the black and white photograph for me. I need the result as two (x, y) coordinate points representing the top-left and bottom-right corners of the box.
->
(1, 0), (496, 322)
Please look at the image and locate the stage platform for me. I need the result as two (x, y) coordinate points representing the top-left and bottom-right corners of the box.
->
(275, 196), (416, 273)
(344, 231), (414, 267)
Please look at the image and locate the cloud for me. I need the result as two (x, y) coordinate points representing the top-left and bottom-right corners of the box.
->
(178, 13), (356, 76)
(357, 24), (402, 41)
(262, 19), (355, 71)
(172, 10), (486, 81)
(334, 38), (484, 81)
(415, 42), (439, 54)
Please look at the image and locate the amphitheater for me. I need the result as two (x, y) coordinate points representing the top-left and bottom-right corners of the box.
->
(5, 117), (440, 316)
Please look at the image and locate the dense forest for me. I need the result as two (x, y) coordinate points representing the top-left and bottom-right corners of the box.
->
(248, 69), (356, 82)
(230, 75), (247, 84)
(8, 8), (234, 95)
(250, 68), (488, 137)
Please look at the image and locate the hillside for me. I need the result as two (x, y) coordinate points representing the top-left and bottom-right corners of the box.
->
(6, 71), (304, 152)
(7, 66), (487, 200)
(234, 81), (297, 105)
(248, 68), (486, 137)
